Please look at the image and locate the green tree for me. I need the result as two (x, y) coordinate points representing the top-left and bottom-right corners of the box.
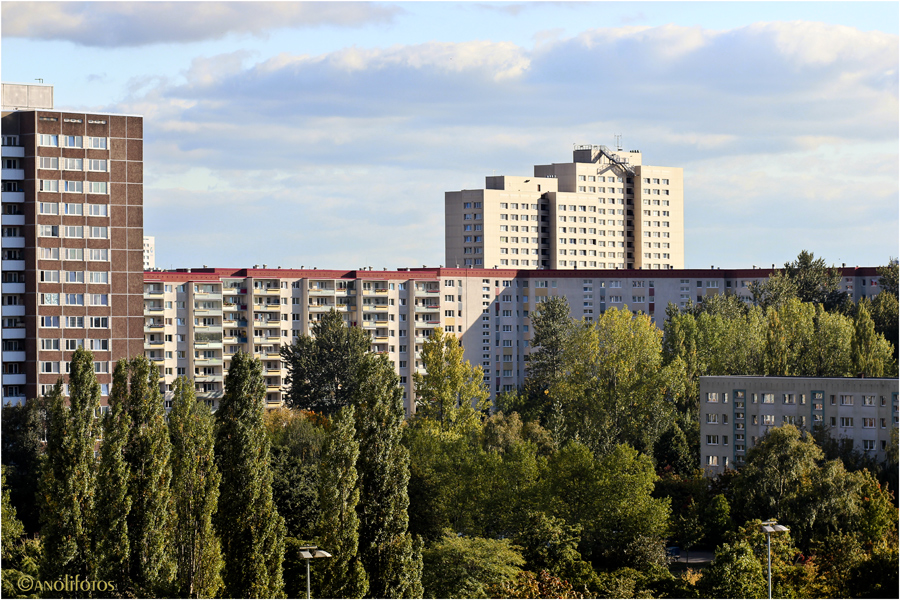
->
(39, 347), (100, 586)
(749, 269), (799, 312)
(413, 327), (489, 435)
(422, 532), (525, 599)
(877, 259), (898, 298)
(356, 357), (423, 598)
(120, 356), (175, 596)
(764, 307), (789, 376)
(266, 408), (327, 540)
(282, 308), (371, 413)
(734, 425), (822, 526)
(95, 361), (132, 587)
(1, 466), (24, 561)
(549, 307), (672, 455)
(215, 350), (285, 598)
(1, 397), (47, 536)
(851, 300), (892, 377)
(783, 250), (844, 309)
(699, 541), (766, 599)
(523, 296), (572, 423)
(869, 290), (899, 360)
(169, 377), (223, 598)
(313, 405), (368, 599)
(654, 423), (695, 476)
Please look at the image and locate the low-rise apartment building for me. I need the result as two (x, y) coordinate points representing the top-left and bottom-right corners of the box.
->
(700, 376), (899, 476)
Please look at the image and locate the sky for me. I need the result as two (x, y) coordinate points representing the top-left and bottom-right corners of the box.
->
(3, 1), (898, 271)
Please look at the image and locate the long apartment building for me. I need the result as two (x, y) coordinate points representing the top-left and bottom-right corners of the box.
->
(141, 266), (884, 415)
(699, 376), (899, 476)
(1, 83), (145, 406)
(445, 144), (684, 271)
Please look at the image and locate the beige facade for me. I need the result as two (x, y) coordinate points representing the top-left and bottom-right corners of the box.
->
(143, 267), (884, 414)
(699, 376), (899, 476)
(446, 145), (684, 271)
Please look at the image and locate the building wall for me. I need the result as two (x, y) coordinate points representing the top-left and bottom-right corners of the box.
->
(699, 376), (899, 476)
(143, 235), (155, 269)
(2, 103), (143, 405)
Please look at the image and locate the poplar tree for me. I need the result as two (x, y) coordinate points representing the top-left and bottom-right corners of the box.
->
(95, 360), (132, 587)
(356, 356), (424, 599)
(39, 347), (99, 586)
(215, 351), (285, 598)
(851, 301), (884, 377)
(313, 406), (368, 599)
(122, 356), (175, 596)
(169, 377), (223, 598)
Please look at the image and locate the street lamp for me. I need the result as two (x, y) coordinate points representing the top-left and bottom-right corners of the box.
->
(759, 520), (789, 600)
(297, 546), (332, 600)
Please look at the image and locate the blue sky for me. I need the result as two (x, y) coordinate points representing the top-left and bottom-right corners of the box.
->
(3, 1), (897, 270)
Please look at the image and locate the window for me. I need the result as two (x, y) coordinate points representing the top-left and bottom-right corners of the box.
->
(90, 226), (109, 239)
(706, 456), (718, 466)
(40, 316), (60, 328)
(39, 201), (59, 214)
(840, 417), (854, 427)
(87, 203), (108, 217)
(88, 249), (109, 261)
(66, 293), (84, 305)
(762, 393), (775, 404)
(86, 137), (107, 149)
(40, 270), (60, 282)
(862, 418), (875, 428)
(706, 413), (719, 423)
(840, 395), (854, 406)
(88, 271), (108, 284)
(63, 180), (83, 193)
(763, 414), (775, 425)
(39, 134), (59, 147)
(66, 271), (84, 283)
(863, 440), (875, 452)
(706, 392), (719, 403)
(89, 317), (109, 328)
(66, 316), (84, 328)
(783, 393), (795, 404)
(863, 395), (875, 406)
(65, 248), (84, 260)
(87, 159), (108, 171)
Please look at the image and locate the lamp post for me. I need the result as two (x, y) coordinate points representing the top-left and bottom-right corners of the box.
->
(297, 546), (332, 600)
(759, 520), (789, 600)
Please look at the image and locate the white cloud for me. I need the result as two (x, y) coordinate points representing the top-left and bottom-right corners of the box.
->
(1, 1), (400, 47)
(76, 21), (896, 269)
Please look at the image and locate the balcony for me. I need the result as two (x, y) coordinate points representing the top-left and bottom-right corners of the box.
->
(1, 168), (24, 180)
(145, 304), (164, 312)
(144, 321), (164, 330)
(1, 260), (25, 271)
(144, 287), (164, 296)
(2, 323), (25, 338)
(2, 236), (25, 249)
(1, 214), (24, 227)
(1, 305), (25, 317)
(145, 338), (165, 347)
(1, 146), (24, 158)
(1, 282), (25, 294)
(308, 304), (335, 311)
(195, 357), (223, 366)
(2, 373), (26, 386)
(1, 395), (26, 406)
(1, 191), (25, 203)
(308, 287), (335, 295)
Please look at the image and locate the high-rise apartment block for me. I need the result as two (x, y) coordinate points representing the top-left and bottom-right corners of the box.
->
(446, 145), (683, 271)
(2, 83), (144, 405)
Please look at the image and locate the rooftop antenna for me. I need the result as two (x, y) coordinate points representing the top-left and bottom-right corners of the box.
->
(614, 134), (623, 152)
(35, 78), (43, 83)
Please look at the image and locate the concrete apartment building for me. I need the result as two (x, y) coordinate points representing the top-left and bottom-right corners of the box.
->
(700, 376), (899, 476)
(142, 266), (884, 415)
(1, 83), (145, 405)
(446, 144), (684, 271)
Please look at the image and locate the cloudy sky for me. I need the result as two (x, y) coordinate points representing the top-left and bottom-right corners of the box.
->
(3, 1), (897, 270)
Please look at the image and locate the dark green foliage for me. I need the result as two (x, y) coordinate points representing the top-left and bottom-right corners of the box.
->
(39, 347), (99, 586)
(313, 406), (368, 599)
(422, 532), (525, 599)
(522, 295), (572, 424)
(878, 260), (899, 298)
(354, 356), (423, 598)
(169, 377), (223, 598)
(215, 350), (285, 598)
(95, 361), (132, 587)
(0, 397), (47, 536)
(266, 409), (326, 540)
(1, 466), (25, 560)
(120, 356), (175, 596)
(654, 423), (695, 476)
(281, 308), (371, 413)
